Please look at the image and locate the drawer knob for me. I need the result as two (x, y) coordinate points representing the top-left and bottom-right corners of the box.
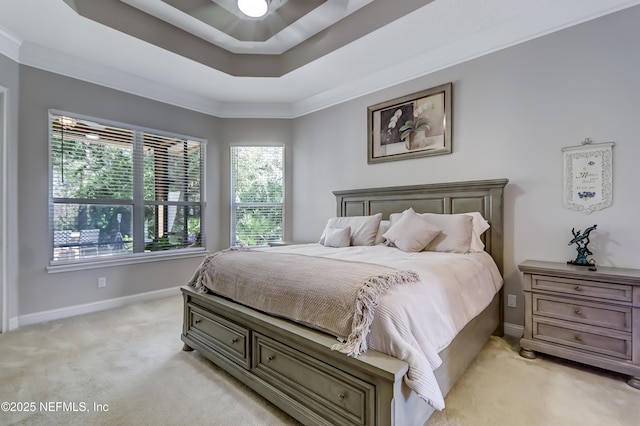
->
(574, 286), (583, 292)
(575, 335), (582, 342)
(267, 355), (274, 363)
(338, 393), (346, 401)
(574, 308), (582, 315)
(231, 338), (239, 344)
(194, 319), (202, 324)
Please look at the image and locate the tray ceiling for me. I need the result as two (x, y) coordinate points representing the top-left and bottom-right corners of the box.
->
(1, 0), (639, 118)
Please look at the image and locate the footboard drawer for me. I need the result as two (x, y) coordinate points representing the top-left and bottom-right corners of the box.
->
(252, 333), (375, 426)
(187, 303), (250, 369)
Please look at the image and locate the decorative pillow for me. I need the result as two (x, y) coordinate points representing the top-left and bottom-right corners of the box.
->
(463, 212), (490, 252)
(323, 226), (351, 248)
(318, 213), (382, 246)
(389, 212), (403, 227)
(374, 220), (391, 245)
(383, 208), (440, 252)
(418, 213), (474, 253)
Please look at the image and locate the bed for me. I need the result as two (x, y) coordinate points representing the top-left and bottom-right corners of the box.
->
(181, 178), (508, 426)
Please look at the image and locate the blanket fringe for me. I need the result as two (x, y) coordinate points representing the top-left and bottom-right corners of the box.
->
(332, 270), (419, 357)
(188, 247), (249, 293)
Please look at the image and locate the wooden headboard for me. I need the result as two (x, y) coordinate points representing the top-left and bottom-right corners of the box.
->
(333, 179), (508, 274)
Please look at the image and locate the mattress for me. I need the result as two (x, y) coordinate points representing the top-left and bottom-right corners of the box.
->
(255, 243), (504, 409)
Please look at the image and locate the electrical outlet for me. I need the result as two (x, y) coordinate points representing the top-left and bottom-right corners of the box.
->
(98, 277), (106, 288)
(507, 294), (517, 308)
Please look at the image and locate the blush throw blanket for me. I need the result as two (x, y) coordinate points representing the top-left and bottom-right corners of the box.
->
(189, 248), (419, 356)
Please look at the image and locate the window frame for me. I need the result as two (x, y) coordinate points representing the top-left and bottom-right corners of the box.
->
(48, 109), (207, 271)
(230, 144), (285, 247)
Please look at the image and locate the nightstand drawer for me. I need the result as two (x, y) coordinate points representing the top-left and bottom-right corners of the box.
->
(533, 317), (631, 360)
(533, 294), (631, 332)
(532, 274), (632, 303)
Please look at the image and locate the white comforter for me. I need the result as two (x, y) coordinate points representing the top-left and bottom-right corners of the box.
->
(262, 243), (503, 410)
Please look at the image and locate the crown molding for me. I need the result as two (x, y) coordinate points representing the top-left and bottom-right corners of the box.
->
(18, 41), (227, 117)
(0, 27), (21, 63)
(4, 0), (640, 119)
(217, 101), (295, 119)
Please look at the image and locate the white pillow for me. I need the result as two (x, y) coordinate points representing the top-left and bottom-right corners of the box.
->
(374, 220), (391, 245)
(419, 213), (474, 253)
(323, 226), (351, 248)
(383, 208), (440, 252)
(318, 213), (382, 246)
(463, 212), (490, 252)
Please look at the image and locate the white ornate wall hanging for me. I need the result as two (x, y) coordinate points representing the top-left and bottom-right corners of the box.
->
(562, 138), (614, 214)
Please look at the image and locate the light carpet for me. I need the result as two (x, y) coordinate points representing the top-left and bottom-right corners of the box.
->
(1, 296), (638, 426)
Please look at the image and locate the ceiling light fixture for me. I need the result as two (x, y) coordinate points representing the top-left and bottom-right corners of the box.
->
(237, 0), (270, 18)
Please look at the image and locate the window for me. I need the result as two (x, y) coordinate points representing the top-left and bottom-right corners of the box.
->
(230, 146), (284, 247)
(49, 110), (205, 264)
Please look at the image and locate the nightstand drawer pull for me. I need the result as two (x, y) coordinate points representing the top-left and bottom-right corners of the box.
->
(231, 338), (239, 344)
(575, 335), (582, 342)
(267, 355), (274, 362)
(194, 319), (202, 324)
(574, 286), (583, 292)
(338, 393), (346, 401)
(574, 308), (582, 315)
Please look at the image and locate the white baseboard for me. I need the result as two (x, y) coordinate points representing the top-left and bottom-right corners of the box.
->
(14, 286), (181, 329)
(503, 322), (524, 338)
(8, 316), (18, 331)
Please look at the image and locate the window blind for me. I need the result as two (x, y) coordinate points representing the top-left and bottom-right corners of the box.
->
(49, 111), (205, 263)
(230, 146), (284, 247)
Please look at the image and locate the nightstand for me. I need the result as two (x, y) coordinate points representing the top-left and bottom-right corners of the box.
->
(267, 241), (308, 247)
(519, 260), (640, 389)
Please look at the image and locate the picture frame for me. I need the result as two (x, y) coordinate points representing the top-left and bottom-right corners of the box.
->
(367, 82), (452, 164)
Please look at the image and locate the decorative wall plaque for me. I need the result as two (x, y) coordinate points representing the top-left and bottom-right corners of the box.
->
(562, 139), (614, 214)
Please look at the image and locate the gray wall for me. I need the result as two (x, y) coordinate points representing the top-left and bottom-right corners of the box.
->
(15, 67), (292, 317)
(17, 67), (215, 316)
(290, 7), (640, 327)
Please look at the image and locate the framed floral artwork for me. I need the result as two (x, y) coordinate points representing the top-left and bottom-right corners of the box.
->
(367, 83), (452, 164)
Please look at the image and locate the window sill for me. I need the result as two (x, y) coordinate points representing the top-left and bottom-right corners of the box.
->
(46, 248), (208, 274)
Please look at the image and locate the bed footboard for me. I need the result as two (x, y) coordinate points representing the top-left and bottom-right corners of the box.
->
(181, 285), (410, 426)
(181, 286), (500, 426)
